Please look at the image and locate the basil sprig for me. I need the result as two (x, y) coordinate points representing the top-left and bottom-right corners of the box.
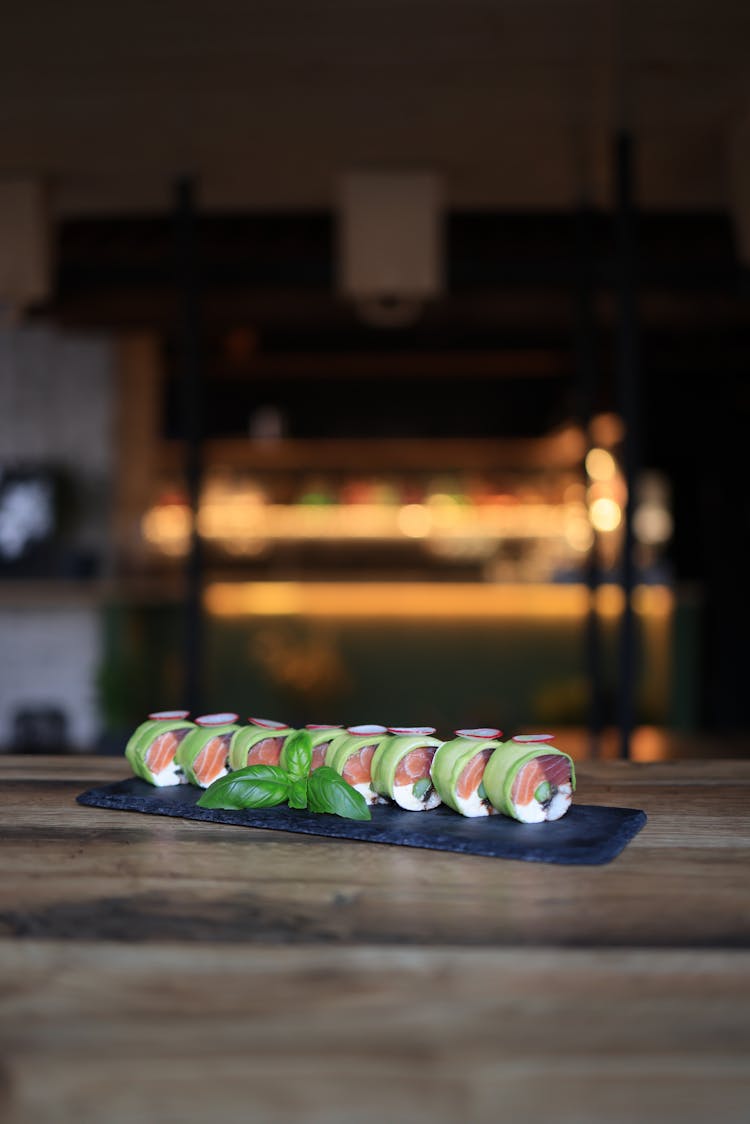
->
(308, 767), (372, 821)
(288, 777), (309, 810)
(279, 729), (313, 781)
(197, 731), (371, 821)
(197, 765), (289, 810)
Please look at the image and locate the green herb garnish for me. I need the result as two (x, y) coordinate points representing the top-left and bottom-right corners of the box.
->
(279, 729), (313, 781)
(197, 765), (289, 810)
(308, 767), (372, 821)
(197, 732), (371, 822)
(413, 777), (432, 801)
(288, 776), (309, 810)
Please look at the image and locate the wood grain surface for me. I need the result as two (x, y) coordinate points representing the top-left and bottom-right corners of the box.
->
(1, 755), (749, 1123)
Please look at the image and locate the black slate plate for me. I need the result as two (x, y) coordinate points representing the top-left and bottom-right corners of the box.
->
(77, 778), (647, 865)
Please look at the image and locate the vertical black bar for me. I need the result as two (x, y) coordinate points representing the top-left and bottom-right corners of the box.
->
(575, 204), (604, 756)
(614, 131), (639, 759)
(175, 177), (204, 713)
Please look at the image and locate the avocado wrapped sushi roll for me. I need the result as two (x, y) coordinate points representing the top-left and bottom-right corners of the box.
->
(228, 718), (295, 771)
(483, 734), (575, 823)
(305, 724), (346, 771)
(371, 727), (443, 811)
(176, 713), (240, 788)
(327, 725), (391, 805)
(430, 729), (503, 817)
(125, 710), (194, 787)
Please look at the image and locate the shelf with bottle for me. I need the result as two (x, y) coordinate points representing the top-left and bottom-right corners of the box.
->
(135, 416), (675, 588)
(138, 459), (596, 582)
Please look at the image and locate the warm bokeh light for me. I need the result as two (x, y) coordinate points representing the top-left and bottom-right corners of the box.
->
(585, 447), (617, 482)
(634, 504), (673, 545)
(589, 496), (622, 533)
(141, 504), (191, 556)
(204, 580), (673, 620)
(589, 413), (625, 448)
(396, 504), (431, 538)
(564, 509), (595, 552)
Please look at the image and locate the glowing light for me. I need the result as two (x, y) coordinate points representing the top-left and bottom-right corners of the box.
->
(141, 505), (191, 556)
(563, 482), (587, 504)
(564, 513), (595, 552)
(204, 581), (673, 621)
(590, 413), (625, 447)
(634, 504), (673, 545)
(585, 448), (617, 482)
(397, 504), (431, 538)
(589, 497), (622, 533)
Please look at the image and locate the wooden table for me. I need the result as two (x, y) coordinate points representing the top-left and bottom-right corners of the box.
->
(1, 755), (748, 1123)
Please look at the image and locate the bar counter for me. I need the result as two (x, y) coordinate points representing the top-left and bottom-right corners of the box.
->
(1, 754), (748, 1122)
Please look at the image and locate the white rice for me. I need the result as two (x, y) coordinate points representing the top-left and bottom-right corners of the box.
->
(392, 783), (442, 812)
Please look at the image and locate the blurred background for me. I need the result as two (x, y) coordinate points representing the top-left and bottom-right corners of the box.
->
(1, 0), (749, 760)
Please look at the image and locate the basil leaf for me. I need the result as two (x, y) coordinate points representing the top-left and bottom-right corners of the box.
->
(288, 777), (308, 809)
(413, 777), (432, 801)
(308, 766), (372, 821)
(279, 729), (313, 782)
(197, 765), (289, 810)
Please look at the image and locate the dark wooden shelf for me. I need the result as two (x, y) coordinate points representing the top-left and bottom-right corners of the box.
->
(157, 433), (585, 473)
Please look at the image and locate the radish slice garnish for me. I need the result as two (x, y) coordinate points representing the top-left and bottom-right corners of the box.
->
(248, 717), (288, 729)
(347, 724), (388, 736)
(455, 727), (503, 740)
(388, 726), (436, 736)
(305, 724), (341, 731)
(148, 709), (190, 721)
(512, 733), (556, 744)
(195, 712), (239, 727)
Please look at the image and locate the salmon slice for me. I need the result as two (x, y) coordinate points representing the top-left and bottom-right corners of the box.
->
(342, 744), (376, 785)
(245, 736), (284, 767)
(456, 748), (493, 800)
(394, 745), (435, 786)
(194, 735), (231, 785)
(310, 742), (332, 771)
(512, 754), (571, 806)
(146, 729), (188, 775)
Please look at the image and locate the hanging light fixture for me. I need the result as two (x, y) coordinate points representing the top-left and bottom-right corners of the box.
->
(337, 171), (444, 328)
(0, 178), (51, 321)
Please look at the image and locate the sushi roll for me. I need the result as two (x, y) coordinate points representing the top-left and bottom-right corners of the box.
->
(483, 734), (576, 823)
(326, 725), (391, 805)
(125, 710), (194, 787)
(371, 727), (443, 811)
(430, 729), (504, 817)
(305, 725), (346, 771)
(228, 718), (295, 771)
(176, 713), (240, 788)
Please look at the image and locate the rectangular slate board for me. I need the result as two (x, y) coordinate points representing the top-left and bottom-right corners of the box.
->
(77, 778), (647, 865)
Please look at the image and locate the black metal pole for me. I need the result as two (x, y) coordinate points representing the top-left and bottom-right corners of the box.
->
(614, 131), (640, 759)
(574, 203), (604, 756)
(175, 176), (204, 714)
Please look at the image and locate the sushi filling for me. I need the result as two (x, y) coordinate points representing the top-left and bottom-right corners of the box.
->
(392, 781), (441, 812)
(350, 781), (386, 806)
(245, 736), (285, 767)
(149, 758), (189, 787)
(512, 783), (573, 823)
(390, 746), (442, 811)
(192, 734), (232, 788)
(510, 756), (573, 822)
(453, 785), (497, 817)
(451, 749), (496, 817)
(342, 743), (383, 805)
(145, 728), (191, 786)
(310, 741), (332, 771)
